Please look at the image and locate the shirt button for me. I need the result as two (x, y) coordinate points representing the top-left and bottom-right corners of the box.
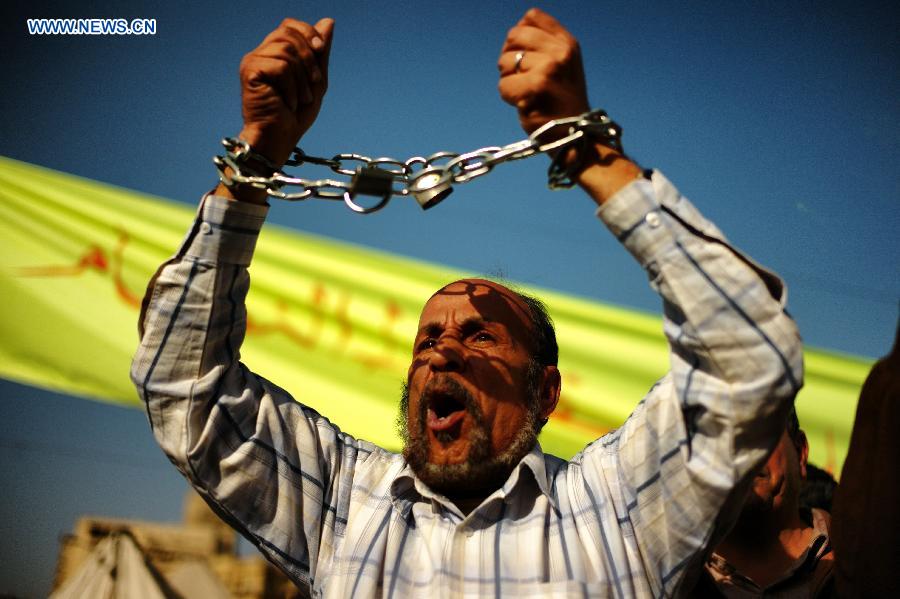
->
(645, 212), (661, 228)
(464, 528), (474, 538)
(200, 222), (212, 234)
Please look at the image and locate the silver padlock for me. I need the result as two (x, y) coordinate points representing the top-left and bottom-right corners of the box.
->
(409, 167), (453, 210)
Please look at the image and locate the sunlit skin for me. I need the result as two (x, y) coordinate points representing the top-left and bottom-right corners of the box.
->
(748, 430), (809, 514)
(406, 279), (560, 468)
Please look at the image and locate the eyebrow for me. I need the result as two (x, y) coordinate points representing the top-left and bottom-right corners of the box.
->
(417, 316), (496, 338)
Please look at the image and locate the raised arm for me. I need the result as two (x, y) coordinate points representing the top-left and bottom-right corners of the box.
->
(499, 9), (803, 594)
(130, 19), (384, 592)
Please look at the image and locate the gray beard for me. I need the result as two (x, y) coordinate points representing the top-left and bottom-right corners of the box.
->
(397, 370), (542, 499)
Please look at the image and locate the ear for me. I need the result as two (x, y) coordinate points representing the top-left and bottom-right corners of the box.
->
(796, 430), (809, 479)
(539, 365), (561, 421)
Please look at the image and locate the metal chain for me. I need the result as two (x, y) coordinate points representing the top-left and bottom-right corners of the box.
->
(214, 109), (622, 213)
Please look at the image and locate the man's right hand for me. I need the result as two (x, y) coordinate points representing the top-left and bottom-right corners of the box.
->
(218, 17), (334, 203)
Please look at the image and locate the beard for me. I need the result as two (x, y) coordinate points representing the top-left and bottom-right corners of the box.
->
(738, 467), (793, 527)
(739, 486), (774, 520)
(397, 364), (543, 499)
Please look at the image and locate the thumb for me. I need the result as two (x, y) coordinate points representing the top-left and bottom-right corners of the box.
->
(313, 18), (335, 71)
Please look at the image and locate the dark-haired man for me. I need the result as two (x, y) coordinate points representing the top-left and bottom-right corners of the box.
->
(132, 8), (802, 596)
(696, 410), (835, 597)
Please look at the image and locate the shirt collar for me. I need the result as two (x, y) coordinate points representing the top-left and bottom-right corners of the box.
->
(707, 508), (833, 589)
(389, 442), (558, 516)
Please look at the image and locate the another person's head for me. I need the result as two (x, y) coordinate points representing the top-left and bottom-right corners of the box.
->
(400, 278), (561, 497)
(800, 462), (837, 512)
(742, 408), (809, 519)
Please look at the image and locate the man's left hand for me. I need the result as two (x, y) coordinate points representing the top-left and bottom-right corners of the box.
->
(498, 8), (590, 136)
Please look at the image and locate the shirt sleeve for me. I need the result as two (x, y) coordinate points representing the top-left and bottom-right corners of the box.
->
(130, 194), (377, 589)
(574, 171), (803, 595)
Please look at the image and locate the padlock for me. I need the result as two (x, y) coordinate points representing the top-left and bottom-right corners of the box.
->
(409, 168), (453, 210)
(345, 166), (394, 213)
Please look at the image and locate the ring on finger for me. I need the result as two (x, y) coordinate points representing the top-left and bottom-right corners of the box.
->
(514, 51), (525, 73)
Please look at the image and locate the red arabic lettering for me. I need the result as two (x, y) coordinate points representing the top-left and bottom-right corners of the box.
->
(13, 230), (141, 308)
(551, 371), (611, 438)
(15, 237), (406, 371)
(14, 236), (607, 436)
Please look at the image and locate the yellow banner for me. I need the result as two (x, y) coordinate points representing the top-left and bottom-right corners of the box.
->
(0, 156), (872, 474)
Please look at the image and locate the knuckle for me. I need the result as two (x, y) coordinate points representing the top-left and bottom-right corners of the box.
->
(543, 58), (563, 77)
(271, 60), (290, 77)
(239, 58), (257, 80)
(296, 44), (313, 62)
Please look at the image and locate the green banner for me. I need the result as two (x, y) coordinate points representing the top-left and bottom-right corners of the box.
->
(0, 156), (872, 475)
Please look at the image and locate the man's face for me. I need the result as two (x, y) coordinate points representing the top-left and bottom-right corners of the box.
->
(401, 279), (557, 496)
(743, 429), (808, 516)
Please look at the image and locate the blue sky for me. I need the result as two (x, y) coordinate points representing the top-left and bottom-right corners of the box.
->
(1, 1), (898, 596)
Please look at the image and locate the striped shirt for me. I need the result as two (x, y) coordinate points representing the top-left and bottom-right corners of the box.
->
(131, 171), (803, 598)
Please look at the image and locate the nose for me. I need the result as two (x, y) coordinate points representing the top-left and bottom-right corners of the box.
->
(429, 336), (465, 372)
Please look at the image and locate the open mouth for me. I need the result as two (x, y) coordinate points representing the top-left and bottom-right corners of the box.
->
(426, 393), (467, 435)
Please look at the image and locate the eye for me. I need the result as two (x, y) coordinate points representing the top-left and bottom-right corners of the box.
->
(416, 338), (436, 352)
(470, 331), (494, 344)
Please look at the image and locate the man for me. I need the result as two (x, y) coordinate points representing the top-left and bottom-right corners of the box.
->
(132, 8), (803, 597)
(831, 317), (900, 597)
(696, 410), (835, 597)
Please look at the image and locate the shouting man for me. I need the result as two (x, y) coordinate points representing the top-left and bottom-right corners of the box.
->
(132, 8), (802, 597)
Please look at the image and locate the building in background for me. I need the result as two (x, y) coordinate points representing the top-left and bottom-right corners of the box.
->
(51, 491), (299, 599)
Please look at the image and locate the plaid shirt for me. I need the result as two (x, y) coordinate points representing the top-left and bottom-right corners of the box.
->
(132, 171), (802, 598)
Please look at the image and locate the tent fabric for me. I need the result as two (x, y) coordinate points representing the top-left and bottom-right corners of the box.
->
(164, 561), (233, 599)
(0, 156), (872, 474)
(49, 533), (173, 599)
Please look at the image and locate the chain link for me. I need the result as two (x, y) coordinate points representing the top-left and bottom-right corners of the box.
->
(214, 109), (621, 213)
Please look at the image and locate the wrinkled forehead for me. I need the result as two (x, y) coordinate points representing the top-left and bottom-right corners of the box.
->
(418, 278), (533, 334)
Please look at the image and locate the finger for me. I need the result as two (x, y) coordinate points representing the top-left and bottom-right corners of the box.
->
(242, 55), (302, 113)
(251, 46), (315, 105)
(313, 18), (335, 77)
(279, 19), (326, 83)
(497, 50), (531, 76)
(256, 35), (321, 99)
(497, 43), (558, 76)
(498, 72), (537, 108)
(502, 24), (565, 54)
(520, 7), (573, 39)
(497, 51), (515, 75)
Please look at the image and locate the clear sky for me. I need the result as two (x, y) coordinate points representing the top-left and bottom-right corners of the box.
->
(2, 1), (898, 596)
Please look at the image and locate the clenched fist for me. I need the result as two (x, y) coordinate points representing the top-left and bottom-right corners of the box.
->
(497, 9), (589, 136)
(498, 9), (639, 204)
(217, 18), (334, 203)
(238, 17), (334, 169)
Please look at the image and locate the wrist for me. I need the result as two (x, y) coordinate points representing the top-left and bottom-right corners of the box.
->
(575, 143), (643, 206)
(214, 180), (269, 205)
(214, 132), (283, 205)
(237, 125), (297, 169)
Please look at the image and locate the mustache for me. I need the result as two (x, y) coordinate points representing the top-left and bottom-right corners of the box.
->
(417, 376), (483, 444)
(420, 376), (475, 412)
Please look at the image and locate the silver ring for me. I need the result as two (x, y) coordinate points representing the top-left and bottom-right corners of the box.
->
(514, 51), (525, 73)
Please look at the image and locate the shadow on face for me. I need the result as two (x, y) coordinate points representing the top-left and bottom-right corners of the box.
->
(400, 279), (551, 498)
